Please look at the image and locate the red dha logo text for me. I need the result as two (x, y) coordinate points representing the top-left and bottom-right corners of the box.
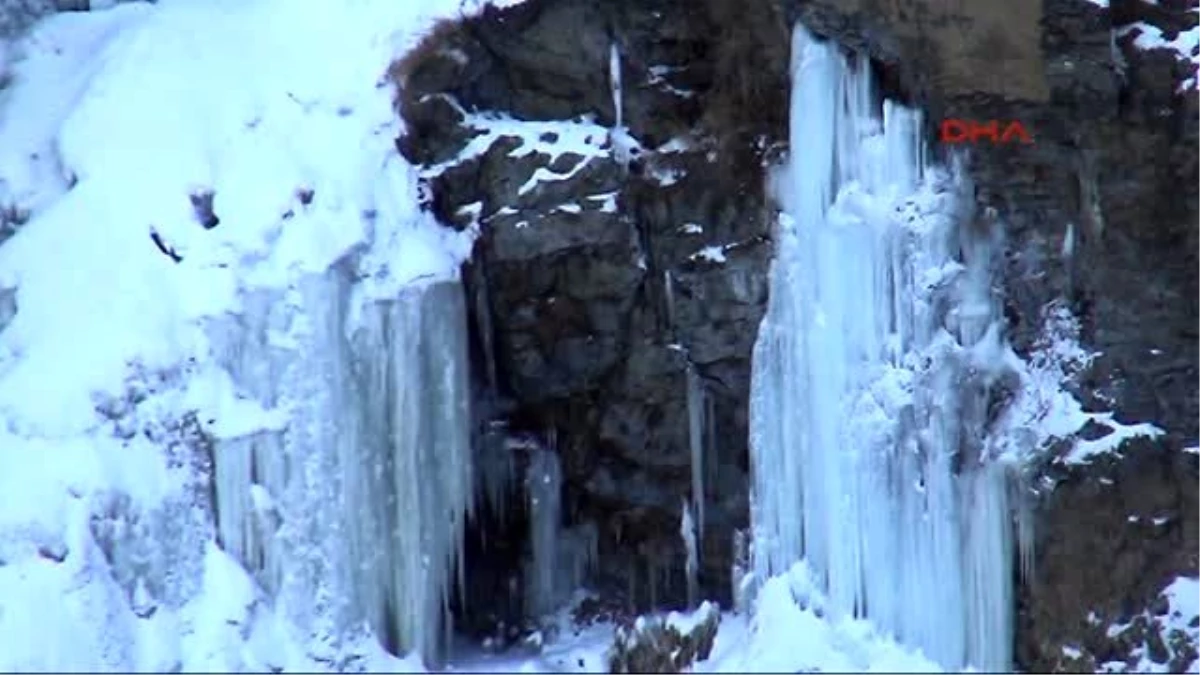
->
(939, 119), (1033, 145)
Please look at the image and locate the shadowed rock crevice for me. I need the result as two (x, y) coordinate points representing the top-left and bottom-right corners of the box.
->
(396, 0), (784, 614)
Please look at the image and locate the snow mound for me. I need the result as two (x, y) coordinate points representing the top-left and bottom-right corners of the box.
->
(698, 564), (944, 673)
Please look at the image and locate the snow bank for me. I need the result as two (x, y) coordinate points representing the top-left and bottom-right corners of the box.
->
(448, 575), (941, 675)
(698, 564), (943, 673)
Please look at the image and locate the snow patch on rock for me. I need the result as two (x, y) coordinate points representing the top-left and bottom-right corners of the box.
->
(1116, 21), (1200, 91)
(1099, 576), (1200, 673)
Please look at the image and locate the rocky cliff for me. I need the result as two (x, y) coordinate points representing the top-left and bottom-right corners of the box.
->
(395, 0), (1198, 669)
(396, 0), (788, 617)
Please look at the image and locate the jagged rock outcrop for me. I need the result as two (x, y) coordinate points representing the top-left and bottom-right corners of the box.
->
(395, 0), (785, 613)
(606, 602), (721, 674)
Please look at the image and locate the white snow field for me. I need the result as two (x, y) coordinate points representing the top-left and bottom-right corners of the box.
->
(0, 1), (1193, 673)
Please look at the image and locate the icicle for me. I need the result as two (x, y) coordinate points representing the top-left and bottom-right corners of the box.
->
(1078, 151), (1105, 238)
(686, 362), (706, 539)
(1011, 465), (1037, 583)
(359, 281), (474, 663)
(962, 463), (1015, 670)
(563, 521), (599, 593)
(664, 271), (676, 328)
(212, 436), (266, 586)
(471, 261), (499, 391)
(477, 421), (515, 526)
(609, 42), (623, 129)
(680, 499), (699, 610)
(730, 528), (755, 615)
(648, 554), (659, 609)
(748, 22), (1018, 671)
(207, 289), (294, 604)
(607, 42), (639, 170)
(627, 563), (638, 614)
(524, 444), (563, 619)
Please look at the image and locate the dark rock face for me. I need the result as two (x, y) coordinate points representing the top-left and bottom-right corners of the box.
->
(397, 0), (786, 612)
(398, 0), (1198, 666)
(1019, 439), (1199, 671)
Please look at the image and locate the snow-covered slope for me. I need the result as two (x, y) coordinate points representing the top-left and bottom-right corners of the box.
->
(0, 0), (477, 670)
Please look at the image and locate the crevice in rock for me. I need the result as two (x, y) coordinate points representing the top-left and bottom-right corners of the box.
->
(451, 456), (531, 646)
(395, 0), (1196, 667)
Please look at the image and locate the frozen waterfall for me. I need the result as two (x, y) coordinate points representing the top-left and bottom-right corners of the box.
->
(208, 275), (473, 664)
(749, 24), (1021, 671)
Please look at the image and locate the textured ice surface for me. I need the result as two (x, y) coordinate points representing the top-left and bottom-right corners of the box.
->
(749, 24), (1025, 670)
(207, 277), (474, 663)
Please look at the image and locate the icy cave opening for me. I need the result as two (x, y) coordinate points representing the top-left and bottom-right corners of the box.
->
(452, 423), (598, 651)
(206, 262), (601, 666)
(208, 277), (475, 664)
(749, 23), (1026, 671)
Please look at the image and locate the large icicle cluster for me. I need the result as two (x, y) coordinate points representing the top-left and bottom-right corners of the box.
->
(208, 276), (473, 663)
(749, 23), (1023, 671)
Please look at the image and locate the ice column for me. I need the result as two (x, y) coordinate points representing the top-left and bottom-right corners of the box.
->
(748, 23), (1019, 671)
(210, 277), (475, 664)
(610, 42), (623, 128)
(524, 445), (563, 619)
(681, 499), (700, 609)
